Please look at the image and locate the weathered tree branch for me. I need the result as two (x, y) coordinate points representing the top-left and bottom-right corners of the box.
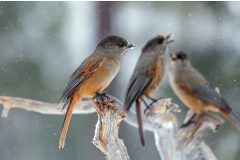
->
(144, 99), (180, 160)
(144, 99), (221, 160)
(91, 94), (130, 160)
(0, 95), (222, 160)
(0, 95), (130, 160)
(0, 96), (95, 118)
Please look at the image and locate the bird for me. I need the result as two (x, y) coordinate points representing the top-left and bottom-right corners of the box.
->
(168, 51), (240, 132)
(58, 35), (135, 149)
(123, 34), (174, 146)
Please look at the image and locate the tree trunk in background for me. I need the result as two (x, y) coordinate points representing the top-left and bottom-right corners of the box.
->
(96, 1), (113, 40)
(96, 1), (122, 99)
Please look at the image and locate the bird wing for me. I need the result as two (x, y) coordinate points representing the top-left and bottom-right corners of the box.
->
(124, 68), (153, 111)
(123, 67), (153, 147)
(124, 62), (160, 146)
(178, 83), (231, 112)
(59, 57), (104, 109)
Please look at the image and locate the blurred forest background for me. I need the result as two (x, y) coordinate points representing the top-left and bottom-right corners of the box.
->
(0, 1), (240, 160)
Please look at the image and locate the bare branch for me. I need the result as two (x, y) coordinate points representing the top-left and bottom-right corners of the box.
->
(144, 99), (221, 160)
(0, 95), (130, 159)
(144, 98), (181, 160)
(0, 95), (222, 160)
(175, 111), (224, 160)
(91, 95), (130, 160)
(0, 96), (95, 118)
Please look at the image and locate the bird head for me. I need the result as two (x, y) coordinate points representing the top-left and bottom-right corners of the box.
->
(97, 35), (135, 54)
(169, 51), (190, 69)
(142, 34), (174, 54)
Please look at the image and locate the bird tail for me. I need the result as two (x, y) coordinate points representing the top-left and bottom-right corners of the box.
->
(59, 96), (80, 149)
(123, 96), (136, 112)
(136, 99), (145, 147)
(221, 110), (240, 130)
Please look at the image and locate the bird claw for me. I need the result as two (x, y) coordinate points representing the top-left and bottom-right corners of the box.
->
(148, 97), (166, 106)
(144, 107), (150, 115)
(94, 92), (115, 105)
(214, 124), (220, 131)
(179, 120), (195, 129)
(143, 97), (167, 115)
(149, 97), (158, 103)
(95, 92), (106, 101)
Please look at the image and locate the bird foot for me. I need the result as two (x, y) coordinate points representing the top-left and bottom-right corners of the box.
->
(94, 92), (115, 105)
(142, 99), (150, 114)
(214, 124), (220, 131)
(148, 97), (166, 107)
(95, 92), (107, 101)
(143, 97), (166, 114)
(179, 120), (195, 129)
(144, 106), (150, 115)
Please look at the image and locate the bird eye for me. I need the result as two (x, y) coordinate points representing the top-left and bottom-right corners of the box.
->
(177, 54), (182, 59)
(158, 39), (163, 44)
(118, 42), (125, 47)
(177, 54), (186, 60)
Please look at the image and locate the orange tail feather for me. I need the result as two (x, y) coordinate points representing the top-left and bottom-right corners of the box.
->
(59, 96), (80, 149)
(221, 110), (240, 130)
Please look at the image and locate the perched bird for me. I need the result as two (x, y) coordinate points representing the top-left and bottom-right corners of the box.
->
(58, 35), (135, 149)
(124, 35), (174, 146)
(168, 51), (240, 131)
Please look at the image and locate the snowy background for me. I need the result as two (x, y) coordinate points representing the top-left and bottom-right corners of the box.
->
(0, 1), (240, 160)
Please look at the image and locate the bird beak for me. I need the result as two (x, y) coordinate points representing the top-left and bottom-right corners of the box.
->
(165, 34), (175, 44)
(127, 43), (136, 49)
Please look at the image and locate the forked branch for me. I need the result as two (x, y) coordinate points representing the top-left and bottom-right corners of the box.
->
(0, 95), (222, 160)
(91, 94), (130, 160)
(144, 99), (221, 160)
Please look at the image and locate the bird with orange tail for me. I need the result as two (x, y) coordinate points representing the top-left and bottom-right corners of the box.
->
(168, 51), (240, 133)
(123, 35), (174, 146)
(58, 35), (135, 149)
